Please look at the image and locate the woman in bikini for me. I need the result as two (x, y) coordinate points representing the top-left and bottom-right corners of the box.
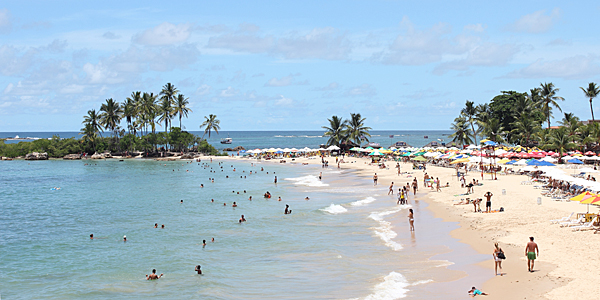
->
(493, 242), (504, 276)
(408, 209), (415, 231)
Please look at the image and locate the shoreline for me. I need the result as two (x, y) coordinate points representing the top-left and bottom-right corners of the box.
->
(224, 154), (580, 299)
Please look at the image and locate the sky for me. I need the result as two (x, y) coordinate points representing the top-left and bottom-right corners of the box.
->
(1, 1), (600, 131)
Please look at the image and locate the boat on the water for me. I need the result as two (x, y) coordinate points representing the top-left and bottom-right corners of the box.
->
(220, 137), (232, 144)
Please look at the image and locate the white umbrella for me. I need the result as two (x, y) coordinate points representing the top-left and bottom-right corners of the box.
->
(513, 159), (528, 165)
(327, 145), (340, 151)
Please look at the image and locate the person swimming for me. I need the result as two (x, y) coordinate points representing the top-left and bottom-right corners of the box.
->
(232, 202), (237, 207)
(146, 269), (163, 280)
(195, 265), (202, 274)
(285, 205), (292, 215)
(90, 234), (93, 239)
(239, 215), (246, 223)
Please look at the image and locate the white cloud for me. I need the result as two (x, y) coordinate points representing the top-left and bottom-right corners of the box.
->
(464, 24), (485, 33)
(264, 73), (307, 87)
(0, 8), (11, 34)
(196, 84), (211, 96)
(505, 55), (600, 80)
(507, 8), (560, 33)
(313, 82), (339, 91)
(275, 95), (293, 106)
(434, 42), (520, 74)
(219, 86), (239, 97)
(374, 17), (476, 65)
(206, 25), (351, 60)
(275, 27), (351, 60)
(3, 83), (13, 94)
(102, 31), (120, 40)
(345, 84), (376, 97)
(547, 38), (571, 46)
(207, 33), (274, 53)
(133, 22), (193, 46)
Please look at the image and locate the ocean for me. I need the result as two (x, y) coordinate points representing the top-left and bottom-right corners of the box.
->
(0, 130), (453, 150)
(0, 157), (488, 299)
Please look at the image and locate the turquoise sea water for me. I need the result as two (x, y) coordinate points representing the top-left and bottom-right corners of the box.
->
(0, 158), (486, 299)
(0, 130), (452, 150)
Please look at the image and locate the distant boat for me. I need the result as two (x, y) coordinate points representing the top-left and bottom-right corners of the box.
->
(424, 136), (428, 139)
(220, 137), (232, 144)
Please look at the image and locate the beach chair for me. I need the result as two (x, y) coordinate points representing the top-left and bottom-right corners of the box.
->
(550, 212), (574, 224)
(572, 220), (596, 231)
(559, 217), (585, 227)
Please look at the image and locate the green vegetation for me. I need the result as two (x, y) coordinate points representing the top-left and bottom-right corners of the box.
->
(0, 83), (224, 158)
(450, 81), (600, 154)
(322, 113), (371, 147)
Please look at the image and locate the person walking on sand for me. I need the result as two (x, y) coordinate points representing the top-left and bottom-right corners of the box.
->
(388, 182), (394, 195)
(436, 177), (441, 192)
(493, 243), (504, 276)
(484, 191), (493, 213)
(412, 178), (418, 196)
(408, 209), (415, 231)
(525, 237), (539, 272)
(373, 173), (378, 186)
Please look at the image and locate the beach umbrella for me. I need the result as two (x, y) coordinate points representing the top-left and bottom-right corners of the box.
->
(450, 158), (469, 164)
(568, 158), (584, 164)
(570, 191), (595, 202)
(349, 147), (361, 151)
(411, 156), (427, 162)
(275, 150), (283, 154)
(585, 151), (596, 156)
(497, 158), (511, 164)
(579, 195), (600, 213)
(368, 150), (383, 156)
(327, 145), (340, 151)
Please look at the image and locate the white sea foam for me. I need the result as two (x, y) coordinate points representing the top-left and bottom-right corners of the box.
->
(284, 175), (329, 187)
(361, 273), (432, 300)
(369, 207), (405, 251)
(321, 204), (348, 214)
(351, 197), (377, 207)
(364, 272), (410, 300)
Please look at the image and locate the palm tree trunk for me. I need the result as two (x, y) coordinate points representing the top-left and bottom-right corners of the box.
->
(590, 98), (595, 122)
(470, 122), (477, 145)
(180, 115), (182, 129)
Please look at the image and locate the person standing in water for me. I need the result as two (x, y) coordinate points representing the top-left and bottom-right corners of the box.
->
(408, 209), (415, 231)
(274, 176), (277, 184)
(319, 172), (322, 180)
(146, 269), (163, 280)
(388, 182), (394, 195)
(195, 265), (202, 274)
(284, 204), (292, 214)
(373, 173), (378, 186)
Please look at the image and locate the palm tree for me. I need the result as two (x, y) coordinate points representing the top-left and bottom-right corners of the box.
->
(558, 112), (580, 143)
(122, 98), (136, 135)
(322, 116), (348, 147)
(511, 112), (541, 146)
(200, 114), (221, 139)
(481, 118), (506, 143)
(126, 91), (142, 135)
(545, 127), (576, 159)
(449, 116), (473, 146)
(82, 109), (103, 137)
(157, 97), (173, 134)
(539, 82), (565, 128)
(99, 98), (123, 139)
(580, 82), (600, 122)
(139, 92), (157, 135)
(159, 83), (178, 131)
(173, 94), (192, 129)
(345, 113), (371, 145)
(461, 100), (478, 144)
(79, 123), (98, 152)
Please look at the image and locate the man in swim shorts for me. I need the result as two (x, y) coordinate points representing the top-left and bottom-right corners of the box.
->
(146, 269), (163, 280)
(484, 191), (493, 213)
(525, 236), (539, 272)
(373, 173), (378, 186)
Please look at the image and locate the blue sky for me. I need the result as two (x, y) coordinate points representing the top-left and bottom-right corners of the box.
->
(1, 1), (599, 131)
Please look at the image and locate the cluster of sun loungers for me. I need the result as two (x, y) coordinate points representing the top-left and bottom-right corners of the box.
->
(550, 212), (600, 232)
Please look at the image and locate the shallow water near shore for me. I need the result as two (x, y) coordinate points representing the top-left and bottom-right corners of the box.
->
(1, 158), (485, 299)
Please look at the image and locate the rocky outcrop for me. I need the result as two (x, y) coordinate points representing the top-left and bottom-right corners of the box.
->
(156, 157), (177, 161)
(25, 152), (49, 160)
(180, 153), (197, 159)
(63, 154), (81, 160)
(91, 153), (104, 159)
(223, 148), (233, 151)
(232, 146), (245, 151)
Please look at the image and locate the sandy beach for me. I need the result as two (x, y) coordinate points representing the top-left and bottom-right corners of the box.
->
(223, 153), (600, 299)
